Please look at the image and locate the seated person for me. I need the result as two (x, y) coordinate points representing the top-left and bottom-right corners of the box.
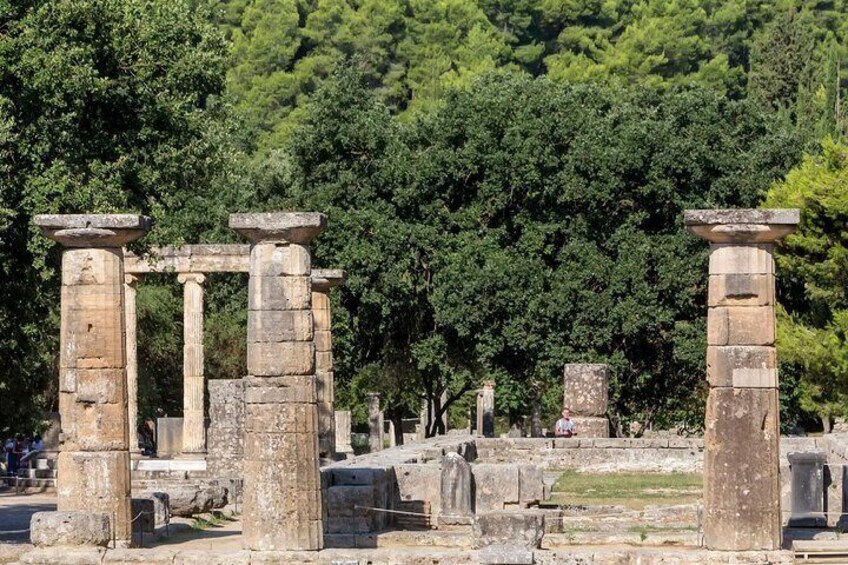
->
(554, 408), (576, 438)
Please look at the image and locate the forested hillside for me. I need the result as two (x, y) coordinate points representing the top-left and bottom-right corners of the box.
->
(1, 0), (847, 437)
(218, 0), (848, 149)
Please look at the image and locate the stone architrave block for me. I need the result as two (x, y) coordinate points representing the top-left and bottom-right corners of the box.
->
(708, 244), (774, 274)
(562, 364), (608, 417)
(473, 464), (519, 513)
(247, 310), (313, 343)
(707, 306), (775, 346)
(708, 274), (773, 307)
(248, 275), (311, 311)
(703, 387), (780, 550)
(30, 512), (111, 547)
(706, 346), (777, 388)
(472, 511), (545, 550)
(246, 342), (315, 376)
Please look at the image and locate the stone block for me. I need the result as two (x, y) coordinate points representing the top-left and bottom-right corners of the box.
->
(709, 274), (773, 307)
(314, 330), (332, 352)
(395, 464), (441, 516)
(245, 403), (318, 435)
(67, 401), (128, 451)
(706, 346), (777, 388)
(244, 376), (316, 404)
(130, 498), (155, 535)
(708, 244), (774, 274)
(570, 417), (609, 438)
(156, 417), (183, 456)
(160, 486), (228, 517)
(440, 453), (473, 525)
(248, 310), (313, 343)
(316, 352), (334, 372)
(707, 306), (774, 346)
(562, 364), (608, 416)
(474, 464), (519, 512)
(478, 545), (534, 565)
(57, 452), (130, 541)
(149, 492), (170, 526)
(61, 248), (123, 286)
(103, 549), (176, 564)
(73, 368), (125, 404)
(20, 548), (106, 565)
(704, 387), (780, 550)
(518, 466), (544, 505)
(248, 243), (311, 276)
(473, 511), (545, 549)
(172, 550), (252, 565)
(247, 342), (315, 376)
(60, 309), (125, 369)
(330, 467), (379, 486)
(248, 275), (311, 311)
(30, 512), (110, 547)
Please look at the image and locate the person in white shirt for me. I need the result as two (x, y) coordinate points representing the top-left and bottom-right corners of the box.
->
(555, 408), (576, 438)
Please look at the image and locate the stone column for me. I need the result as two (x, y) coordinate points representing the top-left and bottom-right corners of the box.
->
(124, 274), (143, 457)
(787, 452), (827, 528)
(231, 212), (326, 551)
(563, 364), (610, 438)
(334, 410), (353, 456)
(368, 392), (383, 452)
(178, 273), (206, 455)
(312, 269), (344, 459)
(476, 381), (495, 438)
(34, 214), (150, 547)
(439, 452), (473, 525)
(685, 208), (799, 551)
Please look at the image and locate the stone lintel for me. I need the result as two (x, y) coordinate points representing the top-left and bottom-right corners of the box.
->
(684, 209), (799, 243)
(311, 269), (345, 292)
(35, 214), (151, 247)
(787, 451), (828, 464)
(229, 212), (327, 244)
(124, 244), (250, 274)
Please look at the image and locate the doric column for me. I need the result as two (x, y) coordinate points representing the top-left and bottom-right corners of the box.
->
(685, 208), (799, 551)
(231, 212), (326, 551)
(476, 381), (495, 438)
(311, 269), (344, 459)
(178, 273), (206, 455)
(34, 214), (150, 547)
(124, 274), (143, 456)
(368, 392), (383, 452)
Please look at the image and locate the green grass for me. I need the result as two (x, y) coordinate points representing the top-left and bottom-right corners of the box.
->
(550, 470), (702, 510)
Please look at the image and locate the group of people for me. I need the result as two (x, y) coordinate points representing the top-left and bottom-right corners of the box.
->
(3, 434), (44, 480)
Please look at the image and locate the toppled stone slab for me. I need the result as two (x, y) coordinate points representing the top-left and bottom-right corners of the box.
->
(473, 511), (545, 550)
(30, 512), (110, 548)
(136, 485), (226, 517)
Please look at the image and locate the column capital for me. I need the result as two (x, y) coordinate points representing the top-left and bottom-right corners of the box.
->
(311, 269), (345, 292)
(229, 212), (327, 244)
(34, 214), (151, 247)
(684, 209), (799, 243)
(124, 273), (144, 286)
(177, 272), (206, 285)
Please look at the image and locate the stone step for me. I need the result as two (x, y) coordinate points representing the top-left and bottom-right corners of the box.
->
(794, 540), (848, 563)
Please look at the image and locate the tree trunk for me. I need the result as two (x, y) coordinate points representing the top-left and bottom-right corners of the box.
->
(822, 415), (832, 434)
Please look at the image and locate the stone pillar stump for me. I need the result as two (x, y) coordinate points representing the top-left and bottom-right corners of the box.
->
(334, 410), (353, 456)
(231, 212), (326, 551)
(440, 452), (473, 525)
(685, 208), (799, 551)
(476, 382), (495, 438)
(312, 269), (344, 459)
(35, 214), (150, 546)
(178, 273), (206, 455)
(787, 451), (827, 528)
(368, 392), (383, 452)
(563, 363), (609, 438)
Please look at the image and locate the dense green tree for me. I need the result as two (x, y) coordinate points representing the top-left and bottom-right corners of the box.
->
(0, 0), (249, 435)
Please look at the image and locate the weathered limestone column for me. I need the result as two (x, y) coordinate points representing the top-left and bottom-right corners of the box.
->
(787, 452), (827, 527)
(334, 410), (353, 456)
(563, 363), (610, 438)
(368, 392), (383, 452)
(35, 214), (150, 547)
(178, 273), (206, 455)
(476, 381), (495, 438)
(124, 274), (143, 457)
(312, 269), (344, 459)
(231, 212), (325, 551)
(439, 452), (473, 525)
(685, 208), (799, 551)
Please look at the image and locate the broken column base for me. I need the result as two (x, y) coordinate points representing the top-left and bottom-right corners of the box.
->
(571, 417), (609, 438)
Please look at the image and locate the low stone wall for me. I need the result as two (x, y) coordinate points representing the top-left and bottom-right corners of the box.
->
(475, 437), (705, 473)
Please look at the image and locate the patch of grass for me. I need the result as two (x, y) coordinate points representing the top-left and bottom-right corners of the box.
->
(190, 514), (226, 530)
(550, 470), (701, 510)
